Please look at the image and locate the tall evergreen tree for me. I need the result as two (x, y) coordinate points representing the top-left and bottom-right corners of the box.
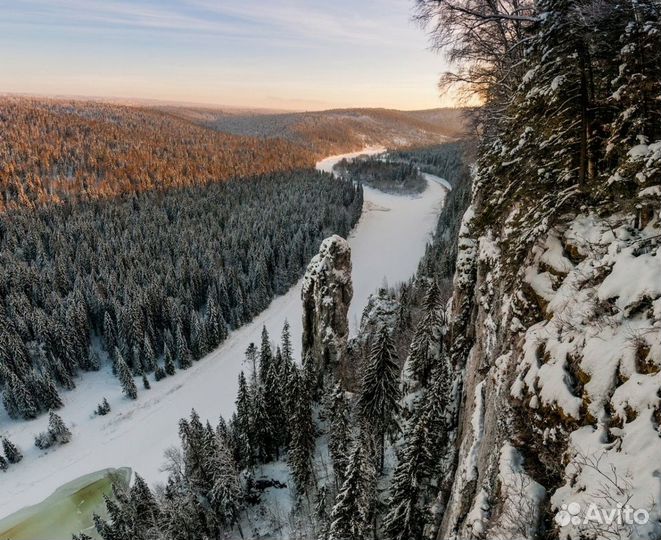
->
(288, 369), (316, 497)
(164, 343), (176, 376)
(325, 383), (351, 488)
(327, 440), (375, 540)
(115, 348), (138, 400)
(259, 326), (272, 386)
(407, 281), (445, 385)
(357, 326), (401, 470)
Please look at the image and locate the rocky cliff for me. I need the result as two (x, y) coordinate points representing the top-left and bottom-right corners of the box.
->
(301, 235), (353, 385)
(436, 178), (661, 539)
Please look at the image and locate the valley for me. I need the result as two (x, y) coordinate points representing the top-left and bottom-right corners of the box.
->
(0, 147), (450, 538)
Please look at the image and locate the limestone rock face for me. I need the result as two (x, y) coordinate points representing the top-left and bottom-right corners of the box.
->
(301, 235), (353, 383)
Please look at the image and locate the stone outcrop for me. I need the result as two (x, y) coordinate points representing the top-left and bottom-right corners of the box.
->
(301, 235), (353, 385)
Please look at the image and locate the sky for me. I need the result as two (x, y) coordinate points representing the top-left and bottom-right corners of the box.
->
(0, 0), (452, 111)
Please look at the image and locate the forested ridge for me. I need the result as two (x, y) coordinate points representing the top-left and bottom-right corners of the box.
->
(0, 170), (362, 422)
(163, 106), (466, 157)
(0, 98), (316, 211)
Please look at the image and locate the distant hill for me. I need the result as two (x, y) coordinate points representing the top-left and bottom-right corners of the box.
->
(0, 97), (315, 211)
(159, 106), (469, 156)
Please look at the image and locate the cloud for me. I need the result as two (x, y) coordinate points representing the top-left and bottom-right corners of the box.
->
(1, 0), (419, 48)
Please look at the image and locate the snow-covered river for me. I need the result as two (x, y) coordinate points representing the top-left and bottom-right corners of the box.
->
(0, 147), (448, 536)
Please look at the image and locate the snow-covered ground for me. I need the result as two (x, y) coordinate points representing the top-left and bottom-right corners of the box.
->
(0, 148), (448, 521)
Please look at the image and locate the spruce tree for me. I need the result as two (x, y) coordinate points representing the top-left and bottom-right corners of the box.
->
(244, 342), (258, 383)
(115, 349), (138, 400)
(383, 409), (434, 540)
(154, 365), (166, 381)
(384, 359), (452, 540)
(8, 373), (39, 420)
(175, 324), (192, 369)
(130, 473), (161, 534)
(357, 326), (401, 470)
(2, 437), (23, 464)
(259, 326), (272, 385)
(48, 411), (72, 444)
(252, 383), (276, 463)
(0, 454), (7, 472)
(164, 344), (176, 376)
(288, 369), (316, 496)
(326, 383), (351, 487)
(142, 334), (156, 372)
(407, 281), (445, 385)
(327, 441), (375, 540)
(235, 371), (255, 468)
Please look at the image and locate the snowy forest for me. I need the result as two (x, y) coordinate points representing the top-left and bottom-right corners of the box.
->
(0, 170), (362, 422)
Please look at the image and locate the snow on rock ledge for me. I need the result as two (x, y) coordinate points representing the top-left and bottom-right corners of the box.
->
(301, 235), (353, 384)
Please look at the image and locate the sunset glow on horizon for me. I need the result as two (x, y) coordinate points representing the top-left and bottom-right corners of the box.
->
(0, 0), (455, 111)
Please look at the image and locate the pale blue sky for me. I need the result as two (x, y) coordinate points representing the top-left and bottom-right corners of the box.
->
(0, 0), (450, 110)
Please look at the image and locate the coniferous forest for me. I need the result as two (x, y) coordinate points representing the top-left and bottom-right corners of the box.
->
(0, 170), (362, 421)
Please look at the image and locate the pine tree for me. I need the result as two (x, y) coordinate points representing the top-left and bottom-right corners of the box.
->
(288, 369), (316, 497)
(326, 383), (351, 487)
(0, 455), (7, 472)
(407, 281), (445, 385)
(259, 326), (272, 385)
(7, 372), (39, 420)
(327, 441), (375, 540)
(115, 348), (138, 400)
(357, 326), (401, 470)
(37, 372), (63, 410)
(48, 411), (72, 444)
(164, 344), (176, 376)
(142, 334), (156, 372)
(244, 342), (258, 383)
(235, 371), (255, 468)
(175, 324), (192, 369)
(2, 437), (23, 464)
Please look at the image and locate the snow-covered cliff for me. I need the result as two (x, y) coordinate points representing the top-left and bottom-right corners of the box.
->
(437, 184), (661, 539)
